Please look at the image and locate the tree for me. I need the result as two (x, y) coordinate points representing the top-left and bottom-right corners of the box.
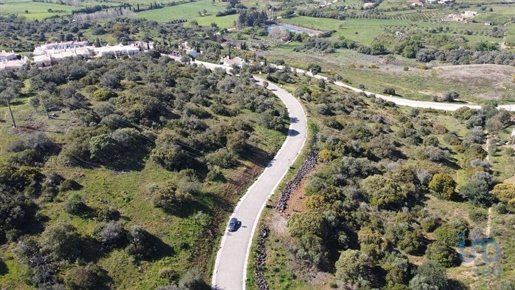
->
(125, 225), (157, 261)
(64, 264), (103, 290)
(429, 173), (456, 200)
(443, 91), (459, 102)
(40, 222), (82, 262)
(307, 64), (321, 75)
(361, 174), (408, 209)
(358, 226), (386, 258)
(335, 249), (375, 289)
(409, 260), (449, 290)
(30, 75), (50, 118)
(382, 253), (412, 287)
(0, 75), (23, 128)
(459, 179), (494, 206)
(433, 219), (470, 247)
(383, 87), (396, 95)
(287, 212), (329, 268)
(152, 182), (192, 212)
(425, 241), (460, 267)
(491, 183), (515, 207)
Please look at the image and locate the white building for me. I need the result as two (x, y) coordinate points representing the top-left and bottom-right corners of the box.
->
(0, 57), (28, 71)
(222, 56), (246, 67)
(93, 44), (141, 57)
(0, 50), (16, 61)
(33, 55), (53, 67)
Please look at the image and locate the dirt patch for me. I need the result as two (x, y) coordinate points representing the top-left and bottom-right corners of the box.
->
(285, 175), (310, 215)
(266, 211), (288, 236)
(435, 64), (515, 86)
(504, 174), (515, 184)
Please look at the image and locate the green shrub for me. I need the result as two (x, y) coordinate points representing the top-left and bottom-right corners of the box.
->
(425, 241), (460, 268)
(63, 194), (88, 215)
(421, 215), (440, 232)
(93, 89), (118, 101)
(469, 209), (488, 223)
(64, 264), (103, 290)
(159, 268), (179, 282)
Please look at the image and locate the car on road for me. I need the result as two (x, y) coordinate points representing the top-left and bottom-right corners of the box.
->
(228, 217), (238, 232)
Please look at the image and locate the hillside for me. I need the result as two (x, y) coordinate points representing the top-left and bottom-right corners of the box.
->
(247, 66), (515, 289)
(0, 54), (288, 289)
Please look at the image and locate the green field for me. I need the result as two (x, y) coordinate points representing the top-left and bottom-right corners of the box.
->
(279, 16), (500, 46)
(136, 0), (227, 22)
(193, 14), (238, 28)
(473, 4), (515, 24)
(0, 2), (73, 20)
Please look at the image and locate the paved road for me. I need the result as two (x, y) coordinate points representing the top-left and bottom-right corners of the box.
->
(276, 66), (515, 112)
(169, 57), (515, 290)
(192, 61), (308, 290)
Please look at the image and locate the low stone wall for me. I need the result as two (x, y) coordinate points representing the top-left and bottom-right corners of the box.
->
(254, 226), (270, 290)
(274, 150), (317, 214)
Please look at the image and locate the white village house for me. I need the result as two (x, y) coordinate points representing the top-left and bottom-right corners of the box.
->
(31, 41), (153, 67)
(0, 50), (17, 61)
(222, 56), (246, 67)
(0, 57), (28, 71)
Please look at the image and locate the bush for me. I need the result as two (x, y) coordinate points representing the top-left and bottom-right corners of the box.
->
(63, 193), (88, 215)
(429, 173), (456, 200)
(59, 179), (81, 192)
(315, 104), (331, 115)
(64, 264), (103, 290)
(40, 222), (82, 262)
(494, 202), (508, 214)
(93, 89), (118, 101)
(96, 206), (120, 221)
(178, 268), (209, 290)
(421, 215), (440, 232)
(152, 183), (192, 212)
(425, 241), (460, 268)
(383, 87), (396, 95)
(206, 148), (235, 168)
(125, 226), (157, 261)
(95, 221), (127, 249)
(159, 268), (179, 282)
(469, 208), (488, 222)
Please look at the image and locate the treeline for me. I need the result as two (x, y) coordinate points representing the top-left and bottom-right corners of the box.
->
(216, 8), (239, 17)
(285, 30), (515, 66)
(236, 9), (268, 28)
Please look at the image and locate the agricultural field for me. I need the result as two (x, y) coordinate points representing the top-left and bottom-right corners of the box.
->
(0, 2), (73, 20)
(136, 0), (227, 22)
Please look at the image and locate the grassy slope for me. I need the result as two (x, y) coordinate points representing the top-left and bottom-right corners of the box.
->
(0, 2), (73, 20)
(0, 71), (288, 288)
(136, 0), (226, 22)
(249, 80), (515, 289)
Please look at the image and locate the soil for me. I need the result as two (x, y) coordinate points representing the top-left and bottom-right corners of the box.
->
(285, 175), (310, 215)
(435, 64), (515, 89)
(266, 211), (288, 236)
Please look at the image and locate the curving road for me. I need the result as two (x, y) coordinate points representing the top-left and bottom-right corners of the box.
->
(276, 66), (515, 112)
(191, 60), (308, 290)
(173, 57), (515, 290)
